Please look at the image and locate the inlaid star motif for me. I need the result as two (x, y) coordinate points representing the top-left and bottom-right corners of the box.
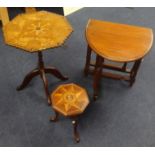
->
(3, 11), (73, 52)
(51, 83), (89, 116)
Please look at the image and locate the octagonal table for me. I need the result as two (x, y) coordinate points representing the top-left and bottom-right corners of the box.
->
(3, 11), (73, 105)
(50, 83), (89, 142)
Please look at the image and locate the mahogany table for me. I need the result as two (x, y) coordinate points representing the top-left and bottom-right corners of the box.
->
(50, 83), (89, 143)
(3, 11), (73, 105)
(84, 19), (153, 100)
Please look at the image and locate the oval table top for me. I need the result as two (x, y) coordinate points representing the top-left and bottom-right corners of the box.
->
(86, 19), (153, 62)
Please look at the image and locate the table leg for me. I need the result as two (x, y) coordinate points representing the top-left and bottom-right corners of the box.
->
(130, 59), (142, 86)
(93, 55), (103, 100)
(0, 7), (9, 26)
(50, 111), (59, 122)
(17, 68), (40, 91)
(40, 69), (51, 105)
(45, 67), (68, 81)
(17, 51), (68, 105)
(72, 118), (80, 143)
(84, 45), (92, 76)
(122, 62), (127, 71)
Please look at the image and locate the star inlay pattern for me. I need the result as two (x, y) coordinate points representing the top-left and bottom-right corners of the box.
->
(3, 11), (73, 52)
(51, 83), (89, 116)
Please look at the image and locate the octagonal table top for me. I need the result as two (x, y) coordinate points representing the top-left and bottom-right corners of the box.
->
(3, 11), (73, 52)
(51, 83), (89, 117)
(86, 19), (153, 62)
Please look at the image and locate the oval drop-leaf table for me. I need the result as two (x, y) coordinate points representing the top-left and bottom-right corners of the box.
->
(84, 19), (153, 99)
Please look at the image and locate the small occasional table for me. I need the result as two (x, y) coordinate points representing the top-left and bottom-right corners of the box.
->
(3, 11), (73, 105)
(50, 83), (89, 143)
(84, 19), (153, 99)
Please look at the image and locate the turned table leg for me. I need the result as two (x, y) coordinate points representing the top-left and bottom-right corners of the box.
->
(72, 118), (80, 143)
(40, 69), (51, 105)
(17, 51), (68, 105)
(93, 55), (103, 100)
(49, 111), (80, 143)
(130, 59), (142, 86)
(122, 62), (127, 71)
(84, 45), (92, 76)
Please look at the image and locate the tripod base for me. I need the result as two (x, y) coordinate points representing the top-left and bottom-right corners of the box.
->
(17, 52), (68, 105)
(50, 111), (80, 143)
